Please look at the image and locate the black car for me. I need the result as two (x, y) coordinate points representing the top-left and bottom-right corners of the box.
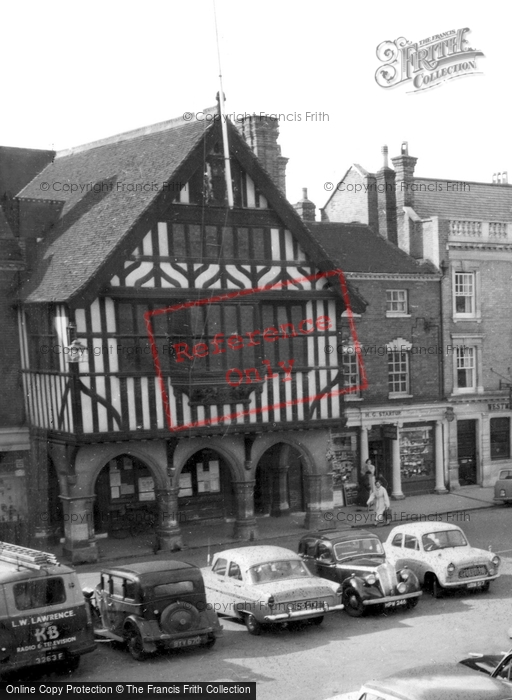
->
(298, 529), (421, 616)
(460, 649), (512, 686)
(83, 560), (222, 660)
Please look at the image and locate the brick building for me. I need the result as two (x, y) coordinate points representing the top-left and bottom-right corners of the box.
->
(292, 201), (445, 499)
(7, 110), (366, 562)
(0, 147), (54, 541)
(322, 143), (512, 490)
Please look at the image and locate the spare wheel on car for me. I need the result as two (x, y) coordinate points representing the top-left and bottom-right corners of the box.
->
(160, 602), (201, 634)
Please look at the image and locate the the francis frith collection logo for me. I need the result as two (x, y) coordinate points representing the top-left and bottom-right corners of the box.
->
(375, 28), (484, 92)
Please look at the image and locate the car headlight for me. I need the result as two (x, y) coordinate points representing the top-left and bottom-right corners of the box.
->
(447, 563), (455, 577)
(268, 596), (275, 607)
(336, 586), (343, 597)
(492, 555), (501, 568)
(365, 574), (377, 586)
(397, 582), (407, 594)
(500, 489), (506, 497)
(399, 569), (410, 582)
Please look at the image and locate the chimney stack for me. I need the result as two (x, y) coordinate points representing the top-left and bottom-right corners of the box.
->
(391, 142), (418, 253)
(376, 145), (397, 243)
(293, 188), (316, 222)
(238, 115), (288, 195)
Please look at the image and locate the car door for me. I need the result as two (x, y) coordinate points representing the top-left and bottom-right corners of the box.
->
(299, 538), (319, 576)
(226, 561), (249, 614)
(314, 542), (338, 583)
(208, 557), (229, 611)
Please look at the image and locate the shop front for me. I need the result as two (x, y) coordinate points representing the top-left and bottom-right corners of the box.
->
(345, 404), (448, 500)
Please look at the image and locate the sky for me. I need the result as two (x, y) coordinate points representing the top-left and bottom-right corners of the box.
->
(2, 0), (508, 213)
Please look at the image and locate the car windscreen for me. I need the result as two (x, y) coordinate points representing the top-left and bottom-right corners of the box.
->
(333, 538), (385, 561)
(249, 560), (310, 583)
(421, 530), (468, 550)
(14, 577), (66, 611)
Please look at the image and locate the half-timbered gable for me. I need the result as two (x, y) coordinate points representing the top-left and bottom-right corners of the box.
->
(16, 112), (365, 562)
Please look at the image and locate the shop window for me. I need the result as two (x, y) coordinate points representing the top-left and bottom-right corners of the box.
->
(400, 425), (434, 483)
(491, 417), (510, 460)
(454, 272), (475, 317)
(388, 351), (410, 396)
(455, 347), (476, 391)
(386, 290), (409, 316)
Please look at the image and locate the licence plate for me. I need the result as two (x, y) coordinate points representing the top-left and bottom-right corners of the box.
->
(467, 582), (484, 589)
(384, 599), (407, 608)
(291, 601), (323, 611)
(170, 636), (202, 649)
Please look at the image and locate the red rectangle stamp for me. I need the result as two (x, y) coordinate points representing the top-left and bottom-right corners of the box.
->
(144, 269), (366, 432)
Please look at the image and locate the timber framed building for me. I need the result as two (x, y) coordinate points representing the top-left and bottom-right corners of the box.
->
(13, 111), (364, 562)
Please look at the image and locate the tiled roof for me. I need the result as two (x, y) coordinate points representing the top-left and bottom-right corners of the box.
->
(413, 178), (512, 221)
(19, 118), (212, 303)
(307, 222), (438, 275)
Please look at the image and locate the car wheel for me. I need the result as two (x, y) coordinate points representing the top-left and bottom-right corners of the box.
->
(343, 589), (365, 617)
(406, 596), (419, 609)
(127, 627), (147, 661)
(431, 576), (444, 599)
(310, 615), (324, 626)
(481, 581), (490, 593)
(244, 613), (262, 636)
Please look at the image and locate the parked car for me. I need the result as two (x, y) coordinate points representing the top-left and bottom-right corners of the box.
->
(383, 522), (500, 597)
(461, 651), (512, 685)
(298, 530), (422, 617)
(460, 631), (512, 686)
(83, 560), (222, 660)
(494, 469), (512, 505)
(201, 545), (344, 635)
(0, 542), (96, 676)
(346, 663), (512, 700)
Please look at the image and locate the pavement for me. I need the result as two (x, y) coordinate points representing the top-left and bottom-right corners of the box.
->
(46, 484), (498, 574)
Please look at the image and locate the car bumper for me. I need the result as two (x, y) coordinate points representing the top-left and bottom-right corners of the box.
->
(442, 574), (499, 589)
(363, 591), (422, 606)
(264, 602), (345, 622)
(493, 496), (512, 503)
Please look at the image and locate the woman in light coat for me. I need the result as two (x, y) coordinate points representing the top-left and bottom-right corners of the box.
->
(367, 479), (390, 526)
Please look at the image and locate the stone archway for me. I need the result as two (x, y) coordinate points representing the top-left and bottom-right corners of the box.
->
(93, 453), (158, 536)
(254, 443), (306, 517)
(177, 448), (235, 523)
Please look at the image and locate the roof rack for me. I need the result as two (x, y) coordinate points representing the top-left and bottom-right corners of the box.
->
(0, 542), (60, 571)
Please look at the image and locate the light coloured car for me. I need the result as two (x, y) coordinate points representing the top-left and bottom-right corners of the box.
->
(383, 522), (500, 597)
(201, 545), (344, 635)
(339, 664), (512, 700)
(494, 469), (512, 505)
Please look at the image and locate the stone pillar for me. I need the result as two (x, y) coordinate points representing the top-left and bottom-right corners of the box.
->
(232, 480), (258, 540)
(61, 494), (98, 564)
(304, 473), (332, 530)
(155, 487), (183, 551)
(447, 418), (460, 489)
(435, 421), (448, 494)
(270, 465), (290, 517)
(360, 426), (369, 472)
(391, 427), (404, 500)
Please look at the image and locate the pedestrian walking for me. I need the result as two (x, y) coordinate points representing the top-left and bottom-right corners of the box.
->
(365, 458), (376, 492)
(367, 479), (390, 526)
